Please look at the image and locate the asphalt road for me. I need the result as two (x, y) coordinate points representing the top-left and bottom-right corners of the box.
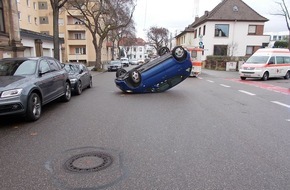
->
(1, 68), (290, 190)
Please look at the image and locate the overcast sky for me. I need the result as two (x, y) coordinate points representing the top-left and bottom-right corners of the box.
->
(133, 0), (289, 39)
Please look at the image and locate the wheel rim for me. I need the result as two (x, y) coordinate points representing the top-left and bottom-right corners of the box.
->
(66, 83), (71, 99)
(78, 82), (82, 93)
(174, 47), (184, 58)
(131, 71), (140, 83)
(263, 73), (268, 80)
(90, 79), (92, 87)
(32, 95), (41, 117)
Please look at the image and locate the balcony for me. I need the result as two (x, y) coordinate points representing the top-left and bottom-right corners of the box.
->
(67, 39), (86, 45)
(66, 24), (86, 31)
(68, 54), (87, 61)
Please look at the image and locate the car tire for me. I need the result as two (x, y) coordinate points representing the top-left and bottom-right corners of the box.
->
(26, 93), (41, 121)
(284, 71), (290, 79)
(240, 77), (246, 80)
(261, 72), (269, 81)
(158, 47), (170, 56)
(76, 81), (82, 95)
(62, 82), (71, 102)
(116, 68), (127, 78)
(88, 77), (92, 88)
(172, 46), (187, 61)
(129, 69), (141, 84)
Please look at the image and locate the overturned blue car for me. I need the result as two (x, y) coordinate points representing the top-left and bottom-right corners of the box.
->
(115, 46), (192, 93)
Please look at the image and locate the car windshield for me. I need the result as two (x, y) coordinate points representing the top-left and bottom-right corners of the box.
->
(64, 64), (78, 74)
(0, 59), (37, 76)
(111, 61), (121, 65)
(246, 56), (269, 64)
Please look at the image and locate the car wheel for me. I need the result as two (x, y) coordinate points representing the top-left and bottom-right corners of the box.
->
(88, 77), (92, 88)
(26, 93), (41, 121)
(158, 47), (170, 56)
(116, 68), (127, 77)
(284, 71), (290, 79)
(172, 46), (187, 61)
(261, 72), (269, 81)
(62, 82), (71, 102)
(129, 70), (141, 84)
(240, 77), (246, 80)
(76, 81), (82, 95)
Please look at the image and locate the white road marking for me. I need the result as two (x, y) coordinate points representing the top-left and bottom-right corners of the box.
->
(238, 90), (256, 96)
(197, 77), (203, 79)
(220, 84), (231, 88)
(286, 119), (290, 122)
(271, 101), (290, 108)
(207, 80), (214, 83)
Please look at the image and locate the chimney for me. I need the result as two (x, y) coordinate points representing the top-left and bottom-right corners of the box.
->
(204, 11), (209, 16)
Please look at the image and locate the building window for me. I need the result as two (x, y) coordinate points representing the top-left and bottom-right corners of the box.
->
(18, 11), (21, 20)
(26, 0), (30, 7)
(34, 17), (37, 25)
(74, 33), (82, 39)
(248, 25), (256, 35)
(214, 45), (228, 56)
(139, 47), (142, 52)
(133, 47), (136, 52)
(203, 25), (206, 36)
(0, 0), (4, 32)
(33, 2), (37, 10)
(74, 18), (84, 25)
(194, 29), (197, 38)
(75, 47), (86, 54)
(198, 27), (201, 36)
(40, 31), (49, 35)
(38, 2), (48, 9)
(59, 18), (64, 26)
(246, 46), (254, 55)
(39, 17), (48, 24)
(28, 15), (31, 23)
(215, 24), (229, 37)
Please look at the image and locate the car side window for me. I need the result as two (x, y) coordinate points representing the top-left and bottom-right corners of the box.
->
(284, 56), (290, 64)
(39, 60), (51, 73)
(276, 56), (284, 64)
(268, 56), (276, 64)
(47, 59), (61, 71)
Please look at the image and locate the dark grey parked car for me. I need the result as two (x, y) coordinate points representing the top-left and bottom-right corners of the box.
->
(0, 57), (71, 121)
(64, 63), (92, 95)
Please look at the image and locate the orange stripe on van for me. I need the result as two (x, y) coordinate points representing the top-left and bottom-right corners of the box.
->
(192, 61), (202, 66)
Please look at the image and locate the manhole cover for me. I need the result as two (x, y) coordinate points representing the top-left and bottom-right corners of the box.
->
(64, 152), (113, 173)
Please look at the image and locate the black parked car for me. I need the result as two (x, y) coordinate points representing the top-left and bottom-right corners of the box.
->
(63, 63), (92, 95)
(0, 57), (71, 121)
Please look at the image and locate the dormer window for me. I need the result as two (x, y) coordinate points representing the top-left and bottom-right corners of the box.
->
(233, 5), (238, 12)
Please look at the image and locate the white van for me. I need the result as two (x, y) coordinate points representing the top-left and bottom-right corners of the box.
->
(239, 48), (290, 81)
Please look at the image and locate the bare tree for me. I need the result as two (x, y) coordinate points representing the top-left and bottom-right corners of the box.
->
(109, 20), (136, 59)
(147, 26), (169, 52)
(66, 0), (136, 69)
(50, 0), (68, 61)
(273, 0), (290, 50)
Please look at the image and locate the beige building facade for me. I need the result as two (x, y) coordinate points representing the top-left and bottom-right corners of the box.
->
(17, 0), (112, 64)
(0, 0), (25, 58)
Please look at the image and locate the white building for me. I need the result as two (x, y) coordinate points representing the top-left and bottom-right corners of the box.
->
(175, 0), (270, 60)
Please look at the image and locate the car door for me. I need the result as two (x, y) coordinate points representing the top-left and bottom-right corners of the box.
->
(47, 58), (66, 97)
(80, 64), (90, 87)
(267, 56), (277, 77)
(38, 59), (55, 104)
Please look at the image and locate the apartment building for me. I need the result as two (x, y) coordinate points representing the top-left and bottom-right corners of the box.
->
(16, 0), (112, 64)
(175, 0), (270, 60)
(0, 0), (24, 58)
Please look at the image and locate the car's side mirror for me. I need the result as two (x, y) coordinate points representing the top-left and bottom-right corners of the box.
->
(79, 69), (83, 74)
